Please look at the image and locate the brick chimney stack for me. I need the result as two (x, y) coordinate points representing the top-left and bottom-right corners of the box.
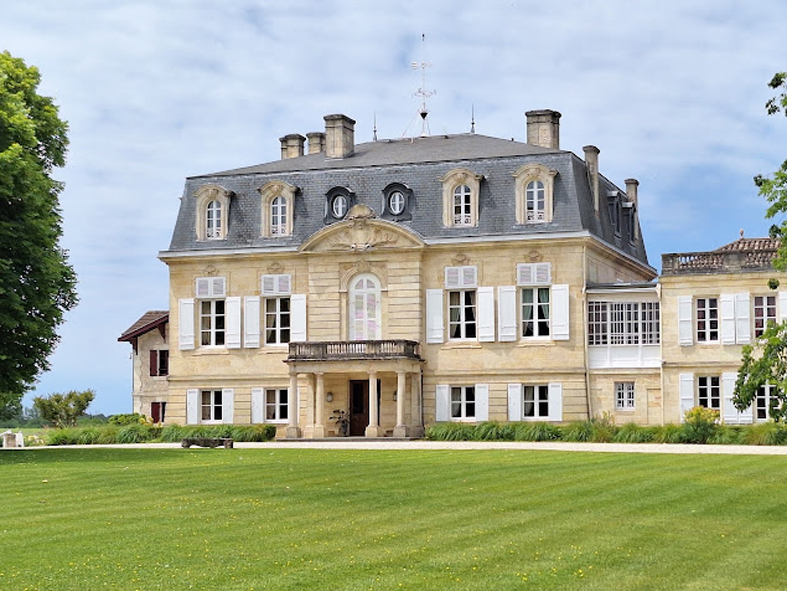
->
(324, 114), (356, 159)
(280, 134), (305, 160)
(526, 109), (561, 149)
(583, 145), (600, 214)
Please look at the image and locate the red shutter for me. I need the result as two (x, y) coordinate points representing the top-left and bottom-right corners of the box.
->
(149, 350), (158, 377)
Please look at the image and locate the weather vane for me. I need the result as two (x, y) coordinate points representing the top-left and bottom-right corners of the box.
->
(403, 34), (436, 138)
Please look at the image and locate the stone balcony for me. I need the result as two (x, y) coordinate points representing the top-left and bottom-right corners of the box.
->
(287, 340), (422, 362)
(661, 249), (776, 275)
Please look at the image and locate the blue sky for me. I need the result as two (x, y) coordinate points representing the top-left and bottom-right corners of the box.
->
(2, 1), (786, 415)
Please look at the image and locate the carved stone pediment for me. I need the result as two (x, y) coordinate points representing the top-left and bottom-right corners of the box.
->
(299, 216), (425, 253)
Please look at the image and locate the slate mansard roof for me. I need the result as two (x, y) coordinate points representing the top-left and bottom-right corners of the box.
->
(163, 129), (650, 269)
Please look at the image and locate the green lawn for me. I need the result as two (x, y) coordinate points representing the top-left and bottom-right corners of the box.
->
(1, 448), (785, 591)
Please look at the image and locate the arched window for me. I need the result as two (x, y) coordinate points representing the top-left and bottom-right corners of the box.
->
(513, 164), (557, 224)
(526, 180), (546, 222)
(349, 274), (381, 340)
(206, 200), (222, 239)
(453, 185), (472, 226)
(270, 196), (287, 236)
(439, 168), (483, 228)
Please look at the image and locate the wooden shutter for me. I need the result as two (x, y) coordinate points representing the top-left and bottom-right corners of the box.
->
(196, 277), (226, 297)
(251, 388), (264, 424)
(244, 296), (261, 348)
(547, 382), (563, 422)
(720, 294), (736, 345)
(149, 350), (158, 377)
(474, 384), (489, 422)
(678, 296), (693, 346)
(435, 385), (450, 422)
(195, 278), (211, 298)
(186, 389), (199, 424)
(498, 286), (518, 342)
(262, 274), (292, 296)
(721, 372), (740, 424)
(444, 267), (461, 289)
(222, 388), (234, 424)
(679, 373), (694, 422)
(461, 266), (477, 288)
(290, 294), (307, 342)
(477, 287), (495, 342)
(551, 284), (570, 340)
(517, 263), (551, 286)
(225, 296), (242, 349)
(426, 289), (445, 344)
(178, 298), (195, 350)
(507, 383), (523, 421)
(735, 293), (751, 345)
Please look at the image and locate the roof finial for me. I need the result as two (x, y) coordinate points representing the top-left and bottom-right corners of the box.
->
(406, 33), (435, 138)
(470, 104), (475, 134)
(373, 113), (378, 142)
(740, 228), (745, 239)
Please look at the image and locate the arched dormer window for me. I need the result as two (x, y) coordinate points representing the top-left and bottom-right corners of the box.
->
(324, 187), (356, 223)
(513, 164), (558, 225)
(381, 182), (413, 221)
(439, 168), (483, 228)
(195, 184), (233, 241)
(259, 181), (297, 238)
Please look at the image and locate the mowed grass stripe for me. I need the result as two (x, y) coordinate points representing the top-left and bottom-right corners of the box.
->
(2, 448), (787, 590)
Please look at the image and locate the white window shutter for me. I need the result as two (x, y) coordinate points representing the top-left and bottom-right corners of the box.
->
(735, 293), (751, 345)
(474, 384), (489, 422)
(507, 383), (523, 421)
(551, 284), (570, 341)
(444, 267), (461, 289)
(290, 294), (307, 342)
(225, 296), (242, 349)
(251, 388), (264, 424)
(678, 296), (693, 346)
(721, 372), (741, 424)
(178, 298), (195, 350)
(547, 382), (563, 422)
(435, 385), (450, 422)
(535, 263), (552, 285)
(740, 396), (753, 423)
(498, 286), (518, 342)
(196, 278), (210, 297)
(426, 289), (445, 344)
(278, 274), (292, 295)
(244, 296), (261, 348)
(679, 373), (694, 422)
(477, 287), (495, 342)
(212, 277), (226, 297)
(461, 266), (477, 288)
(517, 263), (535, 286)
(720, 294), (736, 345)
(780, 291), (787, 322)
(222, 388), (234, 424)
(186, 389), (199, 424)
(261, 275), (277, 295)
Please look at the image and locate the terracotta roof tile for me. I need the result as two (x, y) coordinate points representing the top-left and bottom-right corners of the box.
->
(118, 310), (169, 342)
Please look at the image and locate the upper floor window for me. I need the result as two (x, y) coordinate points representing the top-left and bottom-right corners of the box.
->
(588, 301), (660, 345)
(439, 168), (483, 228)
(381, 182), (413, 221)
(196, 276), (227, 347)
(259, 181), (297, 238)
(518, 263), (552, 339)
(262, 274), (292, 345)
(446, 266), (478, 340)
(325, 187), (355, 223)
(389, 191), (405, 215)
(349, 274), (382, 340)
(696, 298), (719, 343)
(754, 295), (777, 337)
(195, 184), (232, 241)
(513, 164), (558, 225)
(149, 350), (169, 377)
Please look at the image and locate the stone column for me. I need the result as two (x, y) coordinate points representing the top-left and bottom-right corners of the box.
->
(393, 371), (409, 438)
(285, 371), (301, 438)
(313, 372), (327, 438)
(365, 370), (383, 437)
(410, 372), (424, 438)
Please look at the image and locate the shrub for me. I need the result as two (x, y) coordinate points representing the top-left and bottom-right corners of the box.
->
(75, 427), (102, 445)
(560, 421), (593, 442)
(96, 426), (119, 444)
(46, 428), (81, 446)
(708, 425), (746, 445)
(109, 413), (149, 426)
(511, 421), (561, 441)
(425, 423), (474, 441)
(160, 424), (187, 442)
(474, 421), (514, 441)
(743, 422), (787, 446)
(612, 423), (655, 444)
(652, 424), (684, 444)
(116, 424), (156, 444)
(681, 406), (720, 444)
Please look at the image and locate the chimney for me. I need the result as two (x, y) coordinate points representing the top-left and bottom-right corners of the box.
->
(280, 134), (305, 160)
(324, 114), (356, 159)
(525, 109), (561, 149)
(307, 132), (325, 155)
(625, 178), (640, 241)
(583, 145), (600, 214)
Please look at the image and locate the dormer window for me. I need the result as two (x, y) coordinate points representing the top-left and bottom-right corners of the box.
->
(389, 191), (405, 215)
(259, 181), (297, 238)
(513, 164), (557, 225)
(381, 182), (413, 221)
(325, 187), (355, 223)
(195, 184), (232, 241)
(607, 190), (622, 237)
(332, 194), (348, 218)
(440, 168), (483, 228)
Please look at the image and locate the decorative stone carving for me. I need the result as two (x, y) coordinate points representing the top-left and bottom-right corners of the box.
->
(527, 250), (542, 262)
(267, 262), (284, 274)
(202, 265), (218, 276)
(451, 253), (470, 266)
(328, 218), (399, 251)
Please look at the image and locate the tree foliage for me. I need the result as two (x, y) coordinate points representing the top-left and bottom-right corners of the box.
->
(0, 51), (77, 406)
(33, 389), (95, 428)
(733, 322), (787, 422)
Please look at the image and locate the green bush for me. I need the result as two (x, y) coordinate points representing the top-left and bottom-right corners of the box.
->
(96, 426), (119, 444)
(474, 421), (514, 441)
(612, 422), (656, 444)
(425, 423), (475, 441)
(708, 425), (746, 445)
(109, 413), (148, 426)
(160, 424), (186, 442)
(511, 421), (561, 441)
(681, 406), (720, 444)
(75, 427), (102, 445)
(116, 424), (160, 444)
(743, 422), (787, 446)
(652, 424), (684, 444)
(46, 428), (81, 446)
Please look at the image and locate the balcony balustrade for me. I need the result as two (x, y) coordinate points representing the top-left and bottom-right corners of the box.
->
(287, 340), (421, 362)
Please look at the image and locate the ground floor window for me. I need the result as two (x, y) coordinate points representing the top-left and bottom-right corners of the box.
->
(201, 390), (223, 421)
(615, 382), (635, 410)
(266, 388), (288, 422)
(523, 385), (549, 418)
(756, 384), (780, 421)
(697, 376), (720, 410)
(451, 386), (475, 419)
(151, 401), (166, 424)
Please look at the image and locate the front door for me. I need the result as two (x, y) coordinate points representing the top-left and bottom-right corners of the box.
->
(349, 380), (381, 436)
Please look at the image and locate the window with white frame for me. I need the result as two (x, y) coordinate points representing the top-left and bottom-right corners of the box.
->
(453, 185), (472, 226)
(200, 300), (225, 346)
(450, 386), (475, 420)
(270, 196), (287, 236)
(266, 388), (289, 422)
(697, 376), (720, 410)
(756, 384), (780, 421)
(201, 390), (223, 422)
(523, 385), (550, 418)
(754, 295), (777, 337)
(696, 298), (719, 343)
(389, 191), (405, 215)
(350, 274), (381, 340)
(446, 266), (477, 340)
(259, 181), (297, 238)
(526, 180), (546, 222)
(195, 184), (232, 241)
(206, 200), (222, 239)
(440, 168), (482, 228)
(587, 301), (660, 346)
(615, 382), (635, 410)
(513, 164), (558, 225)
(262, 274), (291, 345)
(518, 263), (551, 339)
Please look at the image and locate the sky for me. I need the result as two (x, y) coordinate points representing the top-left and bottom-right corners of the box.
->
(2, 1), (786, 415)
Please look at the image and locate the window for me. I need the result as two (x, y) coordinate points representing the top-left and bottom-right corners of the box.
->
(754, 295), (777, 337)
(259, 181), (297, 238)
(521, 287), (550, 338)
(200, 300), (225, 346)
(588, 301), (608, 345)
(206, 201), (222, 238)
(201, 390), (223, 422)
(150, 401), (166, 424)
(265, 297), (290, 344)
(523, 385), (549, 418)
(449, 290), (476, 339)
(349, 274), (381, 340)
(615, 382), (635, 410)
(697, 376), (720, 410)
(195, 184), (232, 241)
(440, 168), (482, 228)
(756, 384), (780, 421)
(149, 350), (169, 377)
(381, 183), (413, 220)
(270, 196), (287, 235)
(513, 164), (558, 224)
(325, 187), (355, 222)
(266, 389), (289, 422)
(332, 194), (348, 218)
(696, 298), (719, 342)
(587, 301), (660, 346)
(451, 386), (475, 420)
(389, 191), (405, 215)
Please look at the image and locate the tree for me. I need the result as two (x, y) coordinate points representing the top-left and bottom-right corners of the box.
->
(0, 51), (77, 408)
(33, 390), (95, 428)
(733, 322), (787, 420)
(0, 397), (22, 422)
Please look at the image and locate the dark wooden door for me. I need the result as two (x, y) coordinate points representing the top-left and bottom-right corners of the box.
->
(349, 381), (368, 436)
